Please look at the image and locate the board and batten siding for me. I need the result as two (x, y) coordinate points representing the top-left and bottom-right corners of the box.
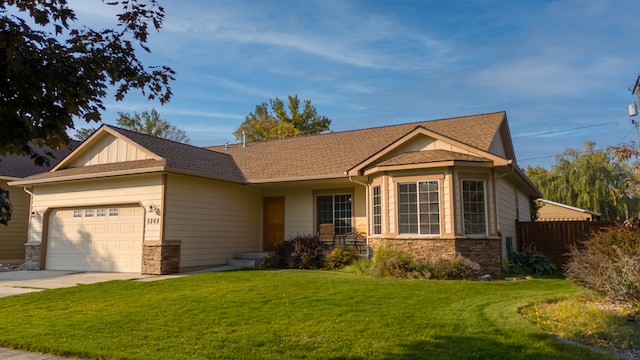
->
(0, 178), (30, 262)
(163, 174), (262, 268)
(69, 134), (151, 167)
(28, 174), (163, 244)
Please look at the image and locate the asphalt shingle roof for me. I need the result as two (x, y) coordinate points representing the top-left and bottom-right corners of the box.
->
(208, 111), (506, 181)
(0, 143), (79, 178)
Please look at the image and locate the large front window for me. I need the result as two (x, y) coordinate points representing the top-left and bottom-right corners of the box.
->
(462, 180), (487, 235)
(316, 194), (352, 235)
(372, 185), (381, 235)
(397, 181), (440, 235)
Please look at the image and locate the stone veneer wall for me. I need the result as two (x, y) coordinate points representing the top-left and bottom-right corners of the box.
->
(24, 242), (42, 270)
(142, 240), (181, 275)
(368, 237), (502, 276)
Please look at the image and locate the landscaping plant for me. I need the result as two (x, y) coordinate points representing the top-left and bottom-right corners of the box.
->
(264, 234), (327, 269)
(324, 247), (358, 269)
(427, 256), (482, 280)
(511, 250), (557, 276)
(565, 225), (640, 310)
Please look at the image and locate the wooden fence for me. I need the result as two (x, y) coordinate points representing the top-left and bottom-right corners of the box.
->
(515, 221), (619, 270)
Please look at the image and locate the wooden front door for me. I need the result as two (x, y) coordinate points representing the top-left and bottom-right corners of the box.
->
(263, 197), (285, 251)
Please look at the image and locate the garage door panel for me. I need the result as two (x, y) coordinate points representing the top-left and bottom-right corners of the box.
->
(46, 205), (143, 272)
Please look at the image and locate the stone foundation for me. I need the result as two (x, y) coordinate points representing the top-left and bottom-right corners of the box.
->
(142, 240), (181, 275)
(24, 242), (42, 270)
(368, 237), (502, 276)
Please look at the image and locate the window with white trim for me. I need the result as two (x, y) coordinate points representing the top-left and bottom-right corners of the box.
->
(73, 209), (83, 219)
(462, 180), (487, 235)
(397, 181), (440, 235)
(96, 208), (107, 218)
(108, 208), (120, 217)
(372, 185), (382, 235)
(316, 194), (352, 235)
(84, 209), (94, 218)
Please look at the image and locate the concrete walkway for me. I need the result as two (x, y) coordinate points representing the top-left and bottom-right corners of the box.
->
(0, 265), (242, 359)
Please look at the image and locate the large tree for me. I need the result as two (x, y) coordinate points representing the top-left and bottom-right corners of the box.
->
(234, 95), (331, 142)
(525, 141), (640, 220)
(1, 0), (175, 166)
(76, 109), (190, 143)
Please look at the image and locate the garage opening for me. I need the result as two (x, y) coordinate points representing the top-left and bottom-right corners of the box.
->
(46, 205), (144, 272)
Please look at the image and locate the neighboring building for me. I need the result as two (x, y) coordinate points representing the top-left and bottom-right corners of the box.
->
(0, 144), (77, 263)
(536, 199), (601, 221)
(10, 111), (541, 276)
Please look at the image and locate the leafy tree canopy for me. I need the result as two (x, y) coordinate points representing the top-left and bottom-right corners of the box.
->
(234, 95), (331, 142)
(0, 0), (175, 166)
(0, 188), (11, 226)
(76, 109), (190, 143)
(525, 141), (640, 220)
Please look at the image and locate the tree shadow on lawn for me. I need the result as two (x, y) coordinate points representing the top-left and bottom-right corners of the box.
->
(328, 333), (613, 360)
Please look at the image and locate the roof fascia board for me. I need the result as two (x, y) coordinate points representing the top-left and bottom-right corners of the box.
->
(348, 126), (508, 176)
(51, 125), (163, 172)
(246, 173), (347, 184)
(362, 160), (493, 176)
(9, 166), (168, 186)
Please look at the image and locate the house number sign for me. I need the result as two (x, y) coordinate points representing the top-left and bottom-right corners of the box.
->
(146, 218), (160, 225)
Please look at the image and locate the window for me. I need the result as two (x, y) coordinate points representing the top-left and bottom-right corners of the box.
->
(84, 209), (94, 218)
(397, 181), (440, 235)
(372, 185), (382, 235)
(96, 208), (107, 218)
(462, 180), (487, 235)
(108, 208), (120, 217)
(316, 194), (352, 235)
(73, 209), (83, 219)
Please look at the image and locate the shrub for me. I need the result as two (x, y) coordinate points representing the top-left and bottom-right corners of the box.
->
(511, 250), (557, 276)
(427, 256), (482, 280)
(370, 246), (430, 279)
(264, 234), (327, 269)
(565, 225), (640, 308)
(325, 247), (358, 270)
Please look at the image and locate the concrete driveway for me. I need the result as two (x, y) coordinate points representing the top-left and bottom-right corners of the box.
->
(0, 270), (158, 297)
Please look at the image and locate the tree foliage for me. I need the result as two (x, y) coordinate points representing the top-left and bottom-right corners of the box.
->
(525, 141), (640, 220)
(0, 188), (11, 226)
(76, 109), (190, 143)
(0, 0), (175, 165)
(233, 95), (331, 142)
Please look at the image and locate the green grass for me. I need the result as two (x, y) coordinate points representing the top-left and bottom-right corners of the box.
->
(0, 270), (619, 359)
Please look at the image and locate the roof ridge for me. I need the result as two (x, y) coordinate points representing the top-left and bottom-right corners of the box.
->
(105, 125), (226, 155)
(207, 111), (506, 149)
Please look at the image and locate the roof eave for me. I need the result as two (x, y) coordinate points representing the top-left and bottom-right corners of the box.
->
(362, 160), (493, 176)
(9, 166), (168, 186)
(246, 173), (347, 184)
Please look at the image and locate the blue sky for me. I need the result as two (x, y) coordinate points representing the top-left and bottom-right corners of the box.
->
(70, 0), (640, 169)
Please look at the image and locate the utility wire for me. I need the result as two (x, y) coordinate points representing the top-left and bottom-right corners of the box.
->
(512, 121), (619, 139)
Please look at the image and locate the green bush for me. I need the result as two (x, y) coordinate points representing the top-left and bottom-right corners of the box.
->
(511, 250), (557, 276)
(427, 256), (482, 280)
(370, 246), (430, 279)
(263, 234), (327, 269)
(325, 247), (358, 270)
(565, 225), (640, 308)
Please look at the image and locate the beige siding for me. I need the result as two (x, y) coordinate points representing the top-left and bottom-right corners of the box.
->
(496, 177), (517, 259)
(538, 202), (592, 221)
(488, 133), (507, 158)
(29, 175), (163, 245)
(0, 178), (30, 262)
(164, 174), (262, 268)
(377, 134), (483, 164)
(70, 134), (151, 167)
(518, 191), (532, 222)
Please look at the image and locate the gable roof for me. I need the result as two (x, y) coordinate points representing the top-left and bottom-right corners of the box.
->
(0, 143), (79, 179)
(12, 126), (245, 185)
(537, 199), (601, 217)
(209, 111), (508, 182)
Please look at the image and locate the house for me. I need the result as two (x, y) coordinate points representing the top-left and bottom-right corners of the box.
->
(10, 111), (541, 276)
(0, 145), (77, 264)
(536, 199), (601, 221)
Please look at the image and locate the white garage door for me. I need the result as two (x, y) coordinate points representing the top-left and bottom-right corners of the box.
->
(46, 205), (144, 272)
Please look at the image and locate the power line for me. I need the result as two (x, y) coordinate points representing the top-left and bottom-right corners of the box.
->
(512, 121), (619, 139)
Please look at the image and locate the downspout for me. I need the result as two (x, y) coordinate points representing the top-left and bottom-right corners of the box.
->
(349, 175), (370, 258)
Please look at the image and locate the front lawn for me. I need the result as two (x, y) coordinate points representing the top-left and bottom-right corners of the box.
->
(0, 270), (617, 359)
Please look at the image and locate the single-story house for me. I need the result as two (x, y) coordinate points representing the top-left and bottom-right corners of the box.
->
(536, 199), (601, 221)
(10, 111), (541, 276)
(0, 145), (76, 263)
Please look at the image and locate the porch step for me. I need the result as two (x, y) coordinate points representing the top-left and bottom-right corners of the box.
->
(226, 252), (272, 269)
